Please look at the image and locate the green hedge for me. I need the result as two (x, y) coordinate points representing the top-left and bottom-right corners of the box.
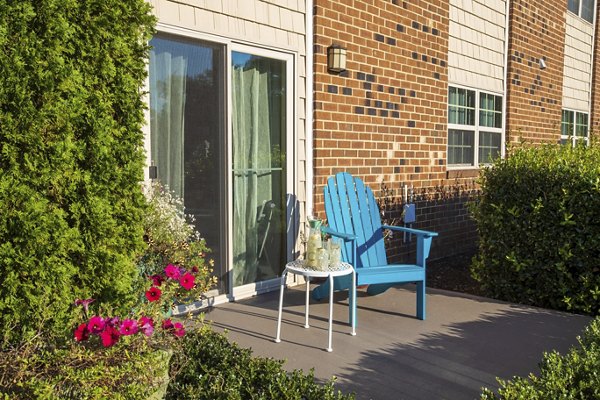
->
(471, 143), (600, 314)
(481, 316), (600, 399)
(0, 1), (155, 346)
(167, 326), (355, 400)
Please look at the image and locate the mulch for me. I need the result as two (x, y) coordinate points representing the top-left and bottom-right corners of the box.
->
(426, 251), (483, 297)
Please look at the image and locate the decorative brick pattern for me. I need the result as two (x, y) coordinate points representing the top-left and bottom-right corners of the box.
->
(505, 0), (566, 143)
(313, 0), (464, 258)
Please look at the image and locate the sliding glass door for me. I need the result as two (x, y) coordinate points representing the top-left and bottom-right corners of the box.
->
(148, 33), (293, 296)
(231, 50), (288, 287)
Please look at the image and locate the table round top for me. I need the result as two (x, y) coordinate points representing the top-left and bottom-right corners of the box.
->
(284, 259), (354, 278)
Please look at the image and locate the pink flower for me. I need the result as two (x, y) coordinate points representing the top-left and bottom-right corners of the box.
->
(106, 317), (120, 328)
(74, 298), (95, 313)
(179, 272), (195, 290)
(87, 316), (106, 334)
(101, 325), (120, 347)
(164, 264), (181, 280)
(138, 316), (154, 337)
(173, 322), (185, 337)
(145, 287), (161, 302)
(150, 274), (164, 286)
(162, 319), (174, 330)
(119, 319), (139, 336)
(74, 323), (89, 342)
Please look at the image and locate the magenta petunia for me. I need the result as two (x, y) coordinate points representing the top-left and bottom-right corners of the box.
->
(101, 325), (120, 347)
(138, 316), (154, 337)
(74, 298), (95, 313)
(173, 322), (185, 337)
(145, 286), (162, 302)
(150, 274), (164, 286)
(164, 264), (181, 280)
(179, 272), (195, 290)
(106, 317), (120, 328)
(162, 319), (174, 330)
(119, 319), (139, 336)
(87, 316), (106, 334)
(74, 323), (90, 342)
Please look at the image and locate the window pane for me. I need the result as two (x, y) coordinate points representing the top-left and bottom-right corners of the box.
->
(448, 129), (474, 166)
(568, 0), (580, 14)
(576, 112), (588, 137)
(561, 110), (574, 137)
(479, 132), (501, 164)
(479, 93), (502, 128)
(582, 0), (594, 22)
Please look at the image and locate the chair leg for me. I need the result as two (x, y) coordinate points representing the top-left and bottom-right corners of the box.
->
(416, 281), (426, 320)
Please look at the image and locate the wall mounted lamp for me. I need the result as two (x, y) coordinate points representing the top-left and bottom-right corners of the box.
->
(539, 58), (546, 69)
(327, 44), (347, 73)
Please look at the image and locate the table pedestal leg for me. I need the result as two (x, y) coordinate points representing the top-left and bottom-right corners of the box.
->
(327, 274), (333, 352)
(350, 270), (356, 336)
(274, 270), (287, 343)
(304, 277), (310, 328)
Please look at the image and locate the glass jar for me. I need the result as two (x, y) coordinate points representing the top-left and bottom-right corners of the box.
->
(306, 217), (322, 268)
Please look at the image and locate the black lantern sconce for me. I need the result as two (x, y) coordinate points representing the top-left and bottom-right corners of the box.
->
(327, 44), (347, 73)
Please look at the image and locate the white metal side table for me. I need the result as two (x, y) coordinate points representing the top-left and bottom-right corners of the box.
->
(274, 259), (356, 352)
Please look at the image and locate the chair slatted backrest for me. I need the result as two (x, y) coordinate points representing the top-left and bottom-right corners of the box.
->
(324, 173), (388, 269)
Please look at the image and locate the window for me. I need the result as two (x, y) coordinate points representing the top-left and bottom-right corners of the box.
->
(568, 0), (595, 23)
(561, 109), (589, 146)
(448, 86), (503, 167)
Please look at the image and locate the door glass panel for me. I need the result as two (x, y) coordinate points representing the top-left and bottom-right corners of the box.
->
(232, 51), (287, 287)
(149, 33), (226, 293)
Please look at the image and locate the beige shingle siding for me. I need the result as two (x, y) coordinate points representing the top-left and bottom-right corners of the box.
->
(448, 0), (506, 92)
(562, 13), (594, 112)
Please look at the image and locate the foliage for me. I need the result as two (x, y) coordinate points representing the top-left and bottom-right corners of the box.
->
(138, 182), (217, 297)
(481, 316), (600, 400)
(0, 338), (170, 400)
(470, 142), (600, 314)
(167, 325), (355, 400)
(0, 0), (156, 347)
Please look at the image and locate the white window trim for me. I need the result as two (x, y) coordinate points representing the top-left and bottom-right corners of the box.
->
(561, 108), (590, 146)
(447, 84), (504, 170)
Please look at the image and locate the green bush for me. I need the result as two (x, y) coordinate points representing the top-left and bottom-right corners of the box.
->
(0, 340), (170, 399)
(471, 142), (600, 314)
(481, 316), (600, 399)
(0, 1), (155, 346)
(167, 326), (355, 400)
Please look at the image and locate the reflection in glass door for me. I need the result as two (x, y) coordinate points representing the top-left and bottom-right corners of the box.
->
(231, 51), (287, 287)
(149, 33), (227, 293)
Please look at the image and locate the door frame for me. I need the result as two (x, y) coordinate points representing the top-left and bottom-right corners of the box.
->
(144, 23), (298, 304)
(228, 43), (296, 300)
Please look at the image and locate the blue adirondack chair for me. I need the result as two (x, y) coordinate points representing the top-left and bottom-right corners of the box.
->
(312, 172), (438, 323)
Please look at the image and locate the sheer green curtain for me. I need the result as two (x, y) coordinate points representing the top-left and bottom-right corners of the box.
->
(232, 55), (283, 286)
(149, 47), (187, 199)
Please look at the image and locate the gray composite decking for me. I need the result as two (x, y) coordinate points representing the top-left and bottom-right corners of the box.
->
(205, 284), (591, 400)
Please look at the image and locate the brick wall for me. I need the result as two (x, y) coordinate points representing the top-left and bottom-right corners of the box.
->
(591, 1), (600, 131)
(505, 0), (567, 143)
(312, 0), (479, 259)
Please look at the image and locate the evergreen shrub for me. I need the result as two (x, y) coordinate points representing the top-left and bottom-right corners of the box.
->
(0, 0), (155, 346)
(167, 326), (355, 400)
(481, 316), (600, 399)
(471, 143), (600, 314)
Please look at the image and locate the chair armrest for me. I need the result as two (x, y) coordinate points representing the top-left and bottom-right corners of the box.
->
(381, 225), (438, 237)
(321, 226), (357, 241)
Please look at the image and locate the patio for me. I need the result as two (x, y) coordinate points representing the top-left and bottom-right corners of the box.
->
(206, 284), (591, 400)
